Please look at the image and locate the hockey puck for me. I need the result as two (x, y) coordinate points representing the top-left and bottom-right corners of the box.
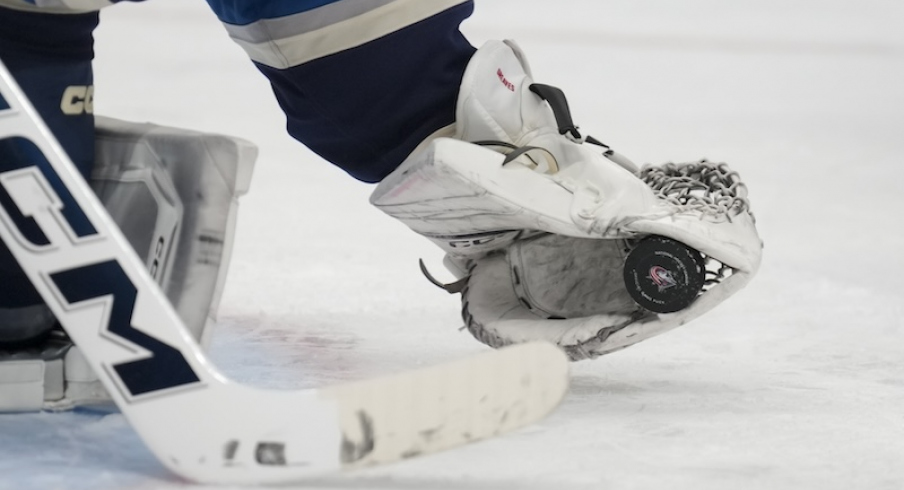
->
(623, 236), (705, 313)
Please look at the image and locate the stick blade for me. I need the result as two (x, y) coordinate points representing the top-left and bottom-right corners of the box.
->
(136, 342), (568, 485)
(322, 341), (569, 469)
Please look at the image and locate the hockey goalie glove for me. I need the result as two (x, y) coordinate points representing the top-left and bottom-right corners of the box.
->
(371, 40), (762, 360)
(459, 161), (759, 361)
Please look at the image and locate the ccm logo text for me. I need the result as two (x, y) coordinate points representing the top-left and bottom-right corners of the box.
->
(61, 85), (94, 115)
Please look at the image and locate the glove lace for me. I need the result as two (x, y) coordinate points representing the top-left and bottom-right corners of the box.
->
(640, 160), (752, 223)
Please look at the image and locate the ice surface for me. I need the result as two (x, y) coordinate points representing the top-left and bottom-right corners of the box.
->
(1, 0), (902, 489)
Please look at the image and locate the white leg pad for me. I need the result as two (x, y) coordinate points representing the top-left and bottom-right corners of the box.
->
(0, 118), (257, 411)
(93, 116), (257, 345)
(0, 359), (45, 412)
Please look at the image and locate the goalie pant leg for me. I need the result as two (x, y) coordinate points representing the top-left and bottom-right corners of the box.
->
(0, 6), (99, 345)
(207, 0), (476, 183)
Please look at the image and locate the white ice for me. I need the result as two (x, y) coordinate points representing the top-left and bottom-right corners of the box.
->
(1, 0), (903, 489)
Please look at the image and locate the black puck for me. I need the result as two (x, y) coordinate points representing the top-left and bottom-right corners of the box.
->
(623, 236), (705, 313)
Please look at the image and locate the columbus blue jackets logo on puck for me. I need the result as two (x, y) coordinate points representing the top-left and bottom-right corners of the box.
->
(623, 236), (705, 313)
(649, 265), (679, 291)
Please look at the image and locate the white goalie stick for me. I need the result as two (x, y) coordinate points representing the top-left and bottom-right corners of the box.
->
(0, 60), (569, 484)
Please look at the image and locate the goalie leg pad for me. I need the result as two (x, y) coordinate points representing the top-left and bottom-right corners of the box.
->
(92, 116), (257, 345)
(0, 117), (257, 411)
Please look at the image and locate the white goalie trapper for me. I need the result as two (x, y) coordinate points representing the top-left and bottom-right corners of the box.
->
(459, 158), (761, 361)
(372, 40), (763, 360)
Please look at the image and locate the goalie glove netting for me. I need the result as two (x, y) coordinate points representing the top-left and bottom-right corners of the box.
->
(637, 160), (756, 290)
(639, 160), (753, 224)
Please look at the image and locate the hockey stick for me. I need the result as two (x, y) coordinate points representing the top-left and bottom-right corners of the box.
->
(0, 60), (569, 484)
